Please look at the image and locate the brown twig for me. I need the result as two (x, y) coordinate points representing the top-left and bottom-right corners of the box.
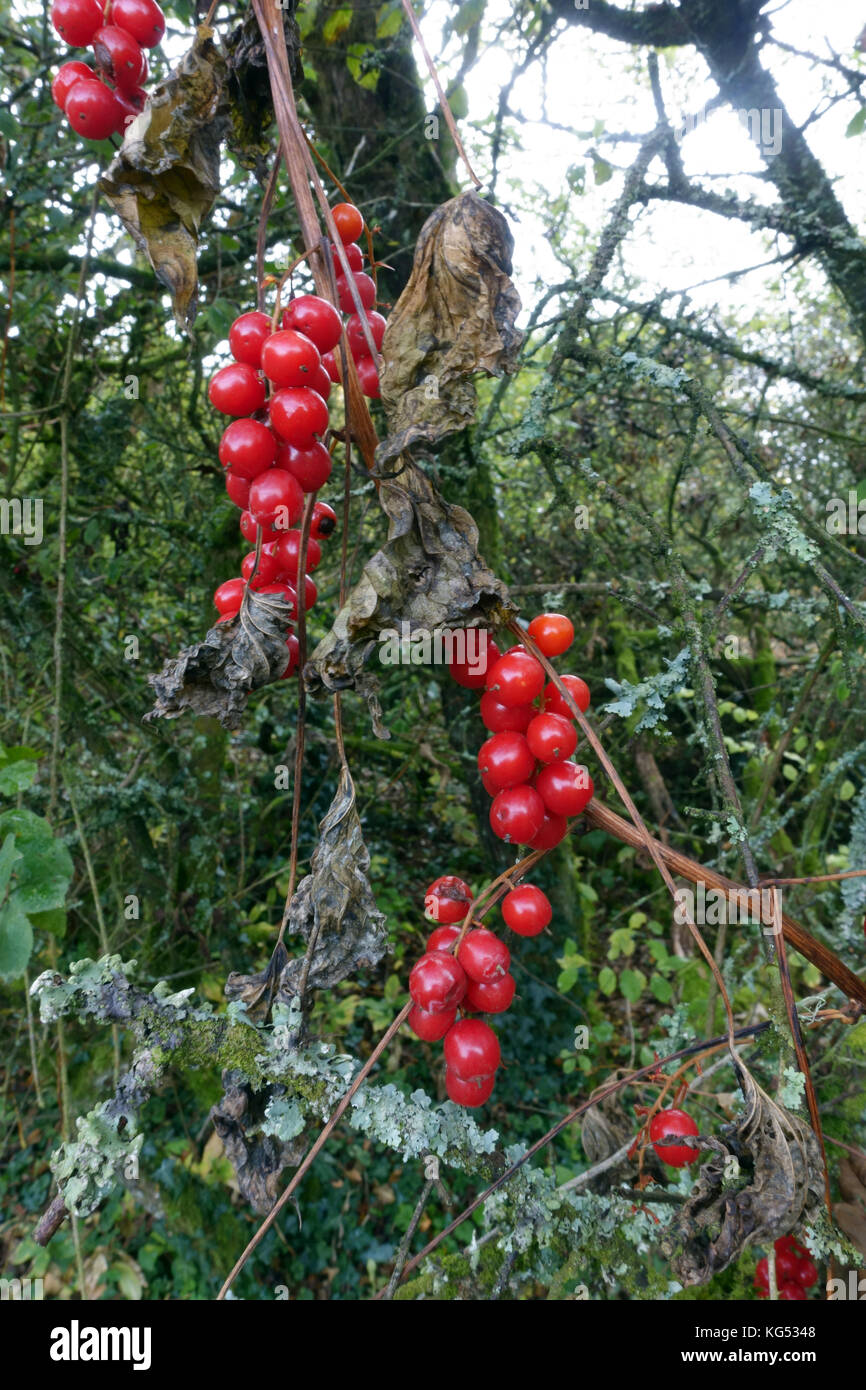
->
(400, 0), (482, 189)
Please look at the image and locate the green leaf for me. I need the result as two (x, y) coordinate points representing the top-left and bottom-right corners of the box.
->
(628, 910), (647, 931)
(619, 967), (646, 1003)
(376, 2), (403, 37)
(598, 966), (616, 996)
(28, 908), (67, 939)
(0, 745), (40, 796)
(839, 780), (856, 801)
(592, 156), (613, 185)
(0, 809), (73, 914)
(323, 7), (353, 42)
(453, 0), (484, 34)
(346, 43), (380, 91)
(607, 927), (635, 960)
(650, 972), (674, 1003)
(0, 897), (33, 980)
(845, 107), (866, 138)
(0, 834), (21, 902)
(447, 83), (469, 119)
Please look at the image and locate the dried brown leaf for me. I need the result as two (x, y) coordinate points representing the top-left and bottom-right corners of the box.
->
(145, 591), (294, 730)
(211, 1072), (305, 1214)
(660, 1064), (824, 1285)
(101, 27), (229, 329)
(225, 942), (289, 1025)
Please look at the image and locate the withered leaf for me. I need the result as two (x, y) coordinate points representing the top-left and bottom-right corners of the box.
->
(145, 591), (294, 730)
(225, 942), (289, 1025)
(660, 1064), (824, 1285)
(211, 1072), (305, 1214)
(581, 1071), (637, 1166)
(100, 27), (229, 329)
(836, 1156), (866, 1258)
(277, 763), (386, 995)
(376, 190), (523, 470)
(304, 458), (516, 723)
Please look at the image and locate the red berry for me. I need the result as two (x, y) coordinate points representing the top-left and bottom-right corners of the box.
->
(225, 471), (250, 509)
(477, 731), (536, 790)
(331, 201), (365, 243)
(269, 387), (329, 446)
(276, 439), (332, 493)
(773, 1247), (803, 1283)
(457, 929), (510, 984)
(408, 1003), (456, 1042)
(331, 240), (363, 272)
(754, 1257), (769, 1289)
(311, 364), (332, 401)
(502, 885), (551, 937)
(282, 295), (342, 354)
(775, 1235), (809, 1259)
(778, 1281), (807, 1300)
(91, 26), (146, 92)
(464, 973), (515, 1015)
(113, 85), (146, 133)
(218, 419), (276, 479)
(544, 674), (590, 719)
(229, 311), (272, 368)
(301, 574), (317, 611)
(52, 61), (95, 109)
(448, 632), (500, 689)
(241, 549), (283, 587)
(355, 356), (380, 399)
(479, 693), (534, 734)
(528, 612), (574, 657)
(409, 952), (467, 1013)
(535, 762), (593, 817)
(273, 530), (322, 580)
(490, 784), (545, 844)
(280, 633), (300, 679)
(208, 363), (266, 417)
(248, 469), (304, 529)
(336, 272), (376, 314)
(424, 875), (473, 924)
(51, 0), (104, 47)
(261, 329), (321, 388)
(529, 809), (569, 851)
(445, 1068), (495, 1108)
(648, 1108), (699, 1167)
(240, 510), (279, 544)
(214, 577), (246, 614)
(109, 0), (165, 46)
(347, 311), (386, 356)
(443, 1018), (501, 1079)
(794, 1258), (817, 1289)
(65, 79), (121, 139)
(486, 651), (546, 706)
(216, 609), (239, 625)
(322, 351), (340, 384)
(310, 501), (337, 539)
(426, 924), (461, 952)
(526, 712), (577, 764)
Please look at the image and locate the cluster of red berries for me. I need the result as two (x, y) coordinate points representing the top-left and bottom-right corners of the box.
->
(754, 1236), (818, 1300)
(50, 0), (163, 141)
(449, 613), (594, 847)
(407, 874), (553, 1107)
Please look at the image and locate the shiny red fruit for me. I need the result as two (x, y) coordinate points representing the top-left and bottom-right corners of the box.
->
(775, 1235), (809, 1259)
(457, 929), (510, 984)
(225, 471), (250, 509)
(269, 387), (329, 445)
(464, 973), (515, 1014)
(240, 510), (279, 544)
(229, 311), (272, 368)
(276, 439), (332, 493)
(310, 501), (337, 539)
(280, 633), (300, 679)
(347, 311), (386, 357)
(778, 1282), (807, 1300)
(477, 731), (536, 790)
(426, 924), (461, 952)
(247, 469), (304, 529)
(544, 674), (590, 719)
(208, 363), (266, 417)
(52, 61), (95, 109)
(424, 875), (473, 924)
(443, 1018), (501, 1079)
(311, 364), (332, 401)
(65, 79), (121, 139)
(336, 272), (376, 314)
(648, 1108), (699, 1167)
(528, 612), (574, 657)
(486, 651), (546, 706)
(241, 549), (283, 588)
(502, 884), (551, 937)
(51, 0), (103, 47)
(273, 530), (322, 580)
(445, 1068), (495, 1107)
(331, 240), (363, 272)
(448, 632), (500, 689)
(526, 712), (577, 764)
(535, 762), (593, 817)
(214, 577), (246, 614)
(322, 351), (340, 384)
(408, 1003), (456, 1042)
(490, 784), (545, 844)
(218, 418), (276, 479)
(529, 809), (569, 851)
(282, 295), (342, 354)
(92, 26), (146, 92)
(113, 85), (146, 133)
(479, 692), (535, 734)
(109, 0), (165, 46)
(794, 1258), (818, 1289)
(331, 201), (365, 243)
(261, 328), (321, 388)
(409, 952), (467, 1014)
(355, 356), (380, 398)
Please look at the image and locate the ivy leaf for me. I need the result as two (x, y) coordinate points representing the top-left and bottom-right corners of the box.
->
(0, 834), (21, 903)
(0, 896), (33, 981)
(323, 6), (353, 41)
(0, 745), (40, 796)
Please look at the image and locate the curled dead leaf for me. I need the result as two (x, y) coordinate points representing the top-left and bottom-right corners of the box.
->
(660, 1063), (824, 1285)
(225, 942), (289, 1025)
(101, 27), (229, 329)
(211, 1072), (306, 1214)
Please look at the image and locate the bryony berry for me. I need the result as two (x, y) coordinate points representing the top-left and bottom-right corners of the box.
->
(464, 973), (515, 1014)
(526, 712), (577, 764)
(528, 612), (574, 657)
(65, 79), (121, 140)
(426, 924), (461, 953)
(479, 692), (535, 734)
(52, 61), (95, 110)
(261, 328), (321, 388)
(443, 1018), (501, 1079)
(269, 386), (329, 446)
(51, 0), (104, 48)
(282, 295), (343, 354)
(214, 577), (246, 614)
(218, 418), (276, 479)
(208, 363), (266, 417)
(276, 439), (332, 493)
(109, 0), (165, 46)
(489, 784), (545, 844)
(445, 1069), (495, 1108)
(486, 650), (546, 707)
(408, 1003), (456, 1042)
(229, 311), (272, 368)
(457, 929), (510, 983)
(424, 875), (473, 924)
(247, 469), (304, 529)
(331, 201), (365, 244)
(448, 632), (500, 689)
(648, 1108), (699, 1168)
(347, 310), (386, 356)
(501, 884), (551, 937)
(534, 762), (594, 817)
(335, 271), (376, 314)
(477, 731), (536, 790)
(310, 501), (337, 539)
(409, 952), (467, 1013)
(544, 674), (590, 719)
(528, 809), (569, 851)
